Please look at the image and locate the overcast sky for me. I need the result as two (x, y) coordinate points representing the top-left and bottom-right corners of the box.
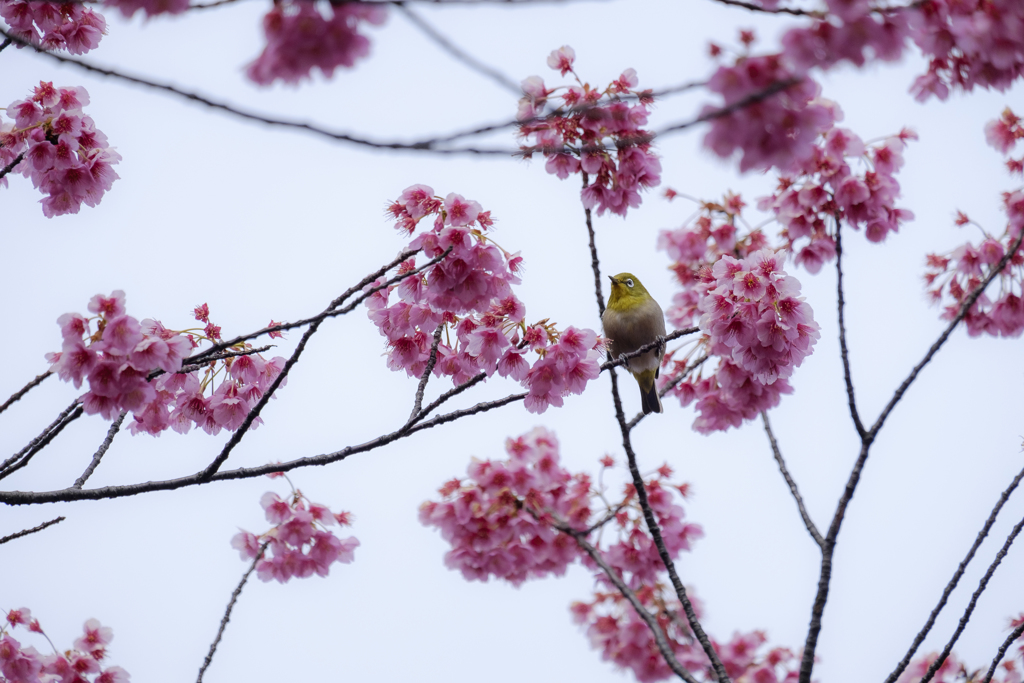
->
(2, 1), (1023, 682)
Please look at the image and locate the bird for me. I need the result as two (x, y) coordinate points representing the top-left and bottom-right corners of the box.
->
(601, 272), (667, 415)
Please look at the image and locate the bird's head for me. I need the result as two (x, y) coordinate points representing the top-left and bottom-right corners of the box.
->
(607, 272), (652, 310)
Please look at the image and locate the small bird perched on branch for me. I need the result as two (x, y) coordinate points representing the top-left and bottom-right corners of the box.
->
(601, 272), (667, 415)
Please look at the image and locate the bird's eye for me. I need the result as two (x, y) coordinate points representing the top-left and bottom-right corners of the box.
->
(625, 278), (634, 288)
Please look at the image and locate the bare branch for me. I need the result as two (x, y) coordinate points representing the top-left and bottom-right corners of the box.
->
(885, 463), (1024, 683)
(197, 543), (268, 683)
(600, 329), (700, 373)
(981, 619), (1024, 683)
(581, 172), (606, 318)
(761, 411), (823, 548)
(407, 371), (488, 426)
(72, 412), (127, 489)
(0, 370), (52, 416)
(559, 525), (701, 683)
(0, 516), (65, 545)
(409, 324), (445, 422)
(0, 151), (26, 180)
(0, 37), (11, 52)
(0, 400), (82, 480)
(396, 5), (521, 95)
(835, 223), (866, 438)
(406, 391), (526, 435)
(708, 0), (823, 16)
(917, 511), (1024, 683)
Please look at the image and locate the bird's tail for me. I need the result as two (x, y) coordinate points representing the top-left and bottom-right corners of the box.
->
(635, 369), (663, 415)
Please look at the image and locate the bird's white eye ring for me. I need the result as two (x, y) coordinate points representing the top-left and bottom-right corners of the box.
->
(626, 278), (634, 288)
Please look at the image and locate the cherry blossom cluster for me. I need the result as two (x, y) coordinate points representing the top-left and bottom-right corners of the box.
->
(921, 111), (1024, 338)
(0, 0), (105, 53)
(898, 649), (1022, 683)
(246, 1), (387, 86)
(702, 33), (837, 174)
(1, 82), (120, 217)
(516, 46), (661, 217)
(2, 608), (129, 683)
(232, 486), (359, 584)
(371, 185), (602, 414)
(419, 427), (592, 586)
(758, 122), (916, 271)
(102, 0), (188, 19)
(46, 291), (287, 436)
(986, 108), (1024, 175)
(657, 212), (820, 432)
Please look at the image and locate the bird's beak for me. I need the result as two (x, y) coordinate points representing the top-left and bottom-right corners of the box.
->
(608, 275), (618, 285)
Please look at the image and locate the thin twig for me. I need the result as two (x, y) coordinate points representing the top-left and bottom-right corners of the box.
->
(981, 619), (1024, 683)
(0, 151), (26, 180)
(175, 346), (272, 376)
(917, 511), (1024, 683)
(409, 324), (445, 422)
(0, 371), (52, 416)
(835, 223), (866, 437)
(626, 354), (709, 431)
(709, 0), (823, 16)
(72, 412), (127, 489)
(761, 411), (823, 548)
(582, 172), (606, 318)
(197, 542), (268, 683)
(884, 463), (1024, 683)
(0, 37), (12, 52)
(600, 328), (700, 373)
(560, 525), (700, 683)
(0, 516), (65, 545)
(407, 371), (488, 427)
(0, 400), (82, 479)
(396, 4), (521, 95)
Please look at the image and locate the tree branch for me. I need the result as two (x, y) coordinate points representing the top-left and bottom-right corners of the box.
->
(917, 511), (1024, 683)
(559, 525), (701, 683)
(0, 516), (65, 545)
(600, 328), (700, 373)
(581, 172), (606, 318)
(72, 412), (127, 489)
(884, 463), (1024, 683)
(0, 151), (26, 180)
(0, 370), (52, 416)
(981, 619), (1024, 683)
(409, 324), (445, 422)
(708, 0), (823, 16)
(396, 4), (521, 95)
(761, 411), (823, 548)
(835, 222), (866, 438)
(197, 542), (268, 683)
(0, 400), (82, 480)
(626, 354), (709, 432)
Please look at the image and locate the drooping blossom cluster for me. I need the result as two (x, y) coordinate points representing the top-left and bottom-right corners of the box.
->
(924, 113), (1024, 338)
(246, 1), (387, 86)
(657, 220), (820, 432)
(419, 427), (591, 585)
(370, 185), (602, 414)
(758, 122), (916, 270)
(986, 108), (1024, 176)
(0, 0), (105, 53)
(2, 608), (129, 683)
(1, 82), (120, 217)
(232, 486), (359, 584)
(45, 291), (287, 436)
(516, 46), (661, 217)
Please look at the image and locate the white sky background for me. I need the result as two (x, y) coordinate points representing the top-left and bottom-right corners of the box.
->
(1, 1), (1023, 682)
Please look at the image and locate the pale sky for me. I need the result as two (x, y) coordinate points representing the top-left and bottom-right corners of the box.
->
(1, 1), (1022, 682)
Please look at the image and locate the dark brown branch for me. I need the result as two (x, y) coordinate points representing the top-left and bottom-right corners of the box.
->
(406, 391), (526, 435)
(761, 411), (823, 548)
(407, 371), (488, 427)
(0, 371), (52, 416)
(917, 511), (1024, 683)
(396, 4), (521, 95)
(0, 516), (65, 545)
(409, 324), (445, 422)
(708, 0), (823, 16)
(657, 79), (800, 136)
(581, 172), (606, 318)
(981, 619), (1024, 683)
(0, 37), (12, 52)
(0, 151), (26, 180)
(197, 542), (268, 683)
(600, 328), (700, 373)
(72, 412), (127, 489)
(176, 346), (272, 376)
(835, 223), (866, 437)
(884, 463), (1024, 683)
(561, 526), (701, 683)
(0, 400), (82, 479)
